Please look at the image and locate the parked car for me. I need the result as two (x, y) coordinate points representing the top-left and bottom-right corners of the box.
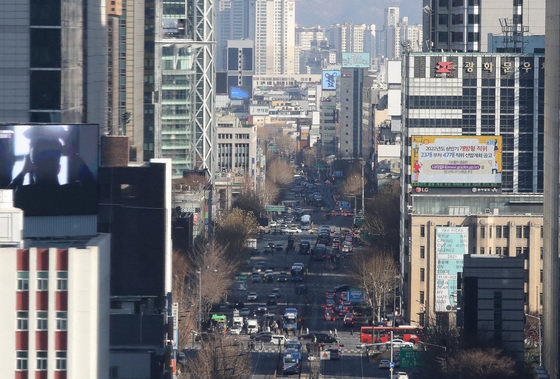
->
(378, 359), (390, 369)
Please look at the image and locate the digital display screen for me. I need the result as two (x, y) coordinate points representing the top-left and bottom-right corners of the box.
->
(0, 124), (98, 216)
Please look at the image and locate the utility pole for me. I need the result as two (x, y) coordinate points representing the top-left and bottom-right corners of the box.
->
(390, 330), (394, 379)
(361, 161), (365, 214)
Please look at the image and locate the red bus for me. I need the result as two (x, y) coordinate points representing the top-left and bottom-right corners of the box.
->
(360, 326), (423, 344)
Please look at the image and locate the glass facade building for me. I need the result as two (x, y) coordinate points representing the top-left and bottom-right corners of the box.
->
(155, 0), (216, 178)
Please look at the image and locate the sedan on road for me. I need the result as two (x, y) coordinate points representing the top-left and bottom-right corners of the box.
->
(247, 292), (258, 301)
(250, 332), (272, 342)
(385, 339), (413, 348)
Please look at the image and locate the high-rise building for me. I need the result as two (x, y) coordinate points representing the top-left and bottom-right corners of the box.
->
(400, 52), (545, 325)
(254, 0), (296, 74)
(422, 0), (545, 52)
(216, 0), (255, 71)
(0, 0), (107, 131)
(381, 7), (401, 59)
(225, 39), (254, 98)
(327, 23), (367, 53)
(320, 96), (338, 157)
(154, 0), (216, 178)
(543, 0), (560, 376)
(339, 64), (373, 160)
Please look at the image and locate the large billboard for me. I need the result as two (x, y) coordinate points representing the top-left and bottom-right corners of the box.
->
(0, 124), (98, 216)
(322, 70), (340, 90)
(342, 52), (370, 68)
(435, 226), (469, 312)
(411, 136), (502, 188)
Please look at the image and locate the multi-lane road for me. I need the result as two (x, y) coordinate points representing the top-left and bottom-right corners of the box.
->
(226, 184), (413, 378)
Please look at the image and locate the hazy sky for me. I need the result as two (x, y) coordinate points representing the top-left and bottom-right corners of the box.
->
(295, 0), (422, 28)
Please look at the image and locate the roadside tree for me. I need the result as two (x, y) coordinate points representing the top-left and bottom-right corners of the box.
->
(233, 190), (265, 219)
(267, 158), (293, 186)
(214, 207), (259, 262)
(182, 334), (251, 379)
(362, 180), (400, 255)
(349, 249), (399, 322)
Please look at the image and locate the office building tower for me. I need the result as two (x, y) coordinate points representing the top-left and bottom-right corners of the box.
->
(422, 0), (545, 52)
(254, 0), (296, 75)
(543, 0), (560, 376)
(339, 64), (373, 160)
(400, 17), (423, 52)
(320, 96), (338, 157)
(0, 0), (107, 131)
(363, 25), (377, 60)
(225, 40), (254, 99)
(400, 52), (545, 332)
(216, 0), (255, 71)
(155, 0), (216, 178)
(383, 7), (401, 59)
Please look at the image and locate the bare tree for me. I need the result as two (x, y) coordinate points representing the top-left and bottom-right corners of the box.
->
(173, 250), (197, 349)
(349, 249), (399, 322)
(267, 158), (293, 186)
(182, 334), (251, 379)
(214, 208), (259, 263)
(233, 190), (265, 219)
(188, 240), (236, 321)
(342, 170), (362, 196)
(362, 181), (400, 255)
(275, 134), (297, 157)
(444, 347), (516, 379)
(260, 179), (280, 206)
(302, 147), (317, 169)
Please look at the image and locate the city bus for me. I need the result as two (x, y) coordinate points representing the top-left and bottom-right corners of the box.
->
(360, 326), (423, 344)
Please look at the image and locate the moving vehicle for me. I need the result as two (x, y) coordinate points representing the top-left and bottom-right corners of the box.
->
(298, 240), (311, 254)
(283, 308), (298, 332)
(343, 312), (354, 326)
(360, 326), (423, 344)
(250, 331), (271, 341)
(312, 244), (327, 261)
(271, 334), (287, 345)
(378, 359), (390, 369)
(239, 308), (251, 317)
(282, 349), (302, 375)
(396, 372), (409, 379)
(341, 241), (353, 253)
(230, 316), (243, 335)
(277, 272), (288, 282)
(247, 292), (258, 301)
(285, 339), (302, 351)
(246, 319), (259, 334)
(298, 332), (337, 344)
(384, 338), (414, 348)
(300, 214), (311, 230)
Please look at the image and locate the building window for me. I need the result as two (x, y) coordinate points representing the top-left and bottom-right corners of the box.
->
(496, 247), (502, 255)
(17, 271), (29, 291)
(420, 291), (425, 304)
(420, 268), (425, 282)
(504, 247), (509, 256)
(37, 311), (48, 330)
(16, 351), (27, 370)
(523, 226), (529, 239)
(37, 271), (48, 291)
(541, 226), (544, 238)
(516, 226), (522, 238)
(480, 247), (485, 254)
(420, 225), (425, 237)
(480, 226), (485, 238)
(541, 247), (544, 259)
(540, 269), (543, 283)
(17, 311), (28, 330)
(420, 246), (425, 259)
(56, 271), (68, 291)
(56, 312), (67, 331)
(503, 226), (510, 238)
(496, 226), (502, 238)
(56, 351), (67, 370)
(37, 351), (47, 370)
(515, 247), (522, 256)
(419, 313), (425, 326)
(489, 226), (492, 239)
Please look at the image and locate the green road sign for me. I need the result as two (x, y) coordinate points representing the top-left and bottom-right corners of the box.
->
(266, 205), (286, 212)
(399, 347), (424, 368)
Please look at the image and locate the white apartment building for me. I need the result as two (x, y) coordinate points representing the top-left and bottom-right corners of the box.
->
(255, 0), (296, 74)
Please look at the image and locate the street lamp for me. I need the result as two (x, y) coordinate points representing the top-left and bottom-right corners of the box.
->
(525, 313), (542, 367)
(196, 269), (202, 333)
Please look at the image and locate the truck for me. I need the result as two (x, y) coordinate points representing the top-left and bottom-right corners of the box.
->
(230, 316), (243, 335)
(300, 214), (311, 230)
(283, 308), (298, 333)
(246, 319), (259, 334)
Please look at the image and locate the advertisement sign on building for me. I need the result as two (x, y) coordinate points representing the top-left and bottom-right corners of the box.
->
(249, 105), (269, 116)
(0, 124), (98, 216)
(322, 70), (340, 90)
(435, 227), (469, 312)
(411, 136), (502, 188)
(342, 52), (370, 68)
